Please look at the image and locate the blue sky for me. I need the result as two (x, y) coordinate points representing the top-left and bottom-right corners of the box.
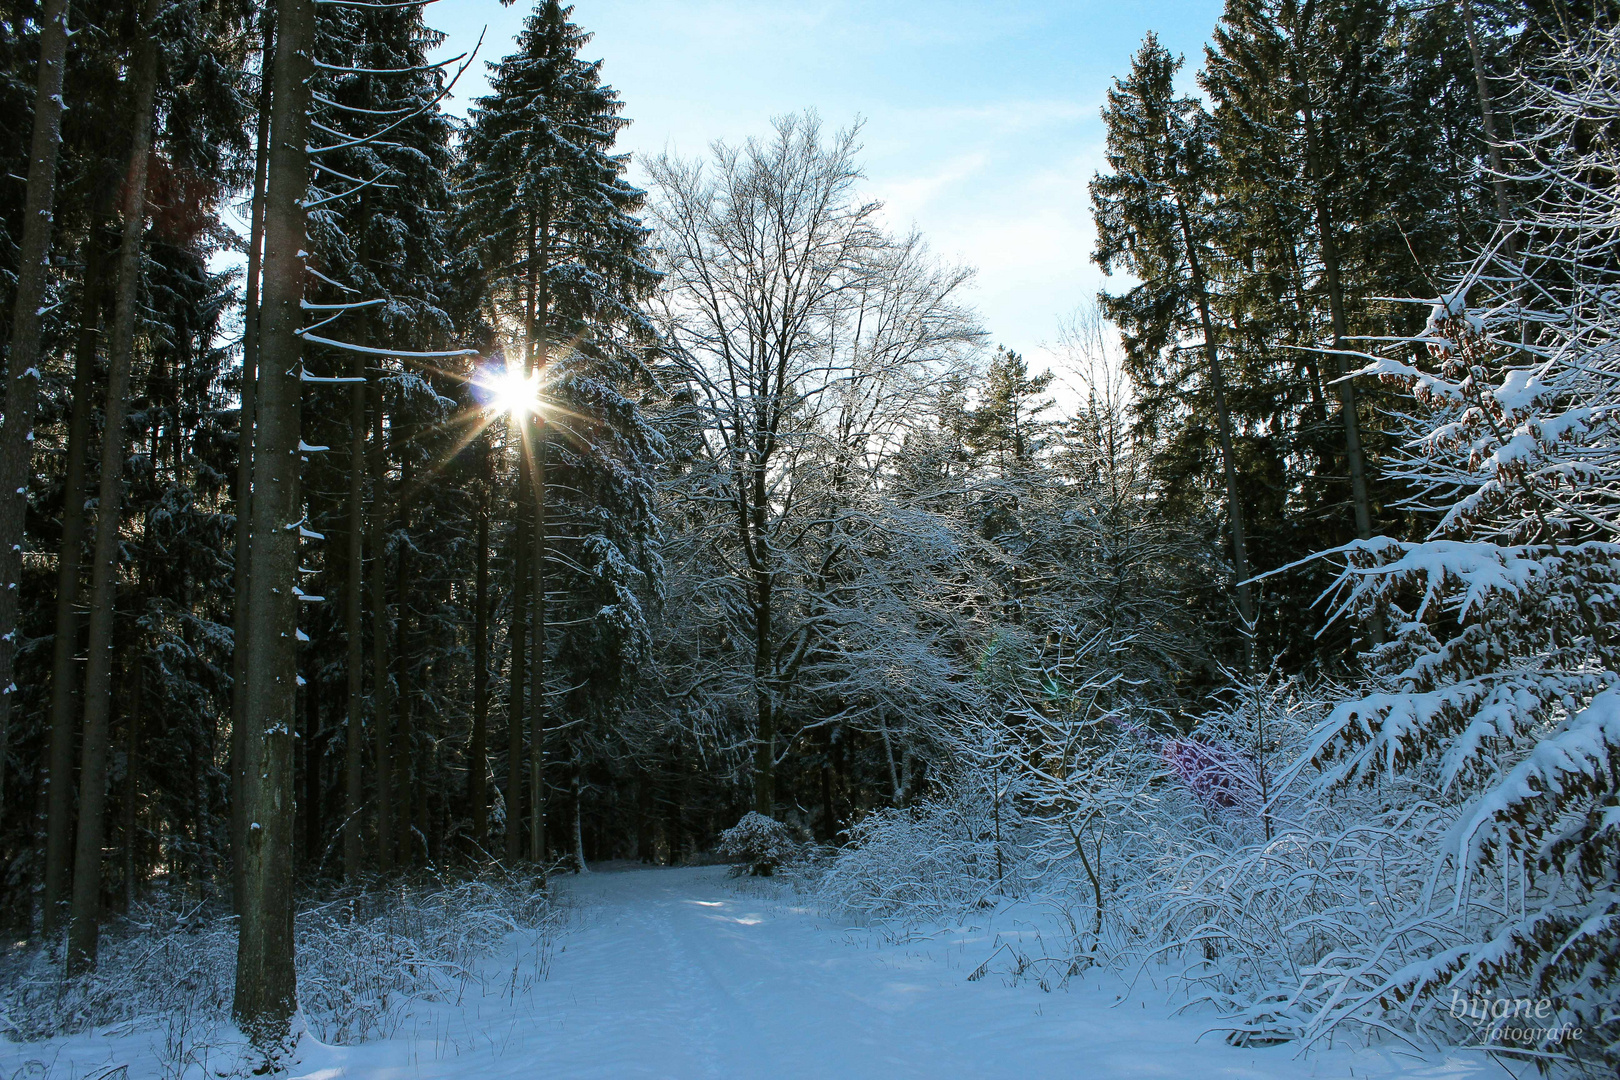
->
(428, 0), (1226, 378)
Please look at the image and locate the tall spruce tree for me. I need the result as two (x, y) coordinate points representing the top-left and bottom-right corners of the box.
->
(235, 0), (314, 1046)
(65, 0), (165, 973)
(232, 5), (274, 912)
(302, 0), (464, 876)
(1203, 0), (1390, 548)
(460, 0), (660, 862)
(1091, 34), (1257, 646)
(1194, 0), (1495, 657)
(0, 0), (70, 826)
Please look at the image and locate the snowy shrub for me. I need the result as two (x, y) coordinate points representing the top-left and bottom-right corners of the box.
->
(813, 30), (1620, 1071)
(1117, 781), (1457, 1047)
(1159, 738), (1263, 812)
(716, 812), (800, 876)
(1120, 29), (1620, 1069)
(817, 781), (1024, 922)
(0, 895), (237, 1044)
(0, 869), (560, 1047)
(295, 871), (559, 1043)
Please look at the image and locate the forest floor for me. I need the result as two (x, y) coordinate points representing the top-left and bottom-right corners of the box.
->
(12, 863), (1505, 1079)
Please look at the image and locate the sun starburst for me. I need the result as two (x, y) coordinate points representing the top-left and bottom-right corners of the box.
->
(475, 363), (544, 418)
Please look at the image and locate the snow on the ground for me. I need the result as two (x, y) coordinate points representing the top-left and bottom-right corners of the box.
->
(6, 864), (1501, 1079)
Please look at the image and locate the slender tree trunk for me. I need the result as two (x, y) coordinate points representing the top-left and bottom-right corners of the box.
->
(1311, 190), (1374, 542)
(302, 673), (322, 865)
(65, 0), (163, 972)
(1287, 4), (1381, 651)
(820, 726), (836, 841)
(667, 736), (684, 863)
(531, 447), (547, 863)
(1177, 207), (1256, 642)
(469, 439), (490, 849)
(505, 469), (528, 863)
(233, 14), (275, 913)
(753, 621), (775, 814)
(421, 660), (441, 863)
(369, 393), (394, 874)
(118, 655), (143, 913)
(394, 492), (413, 866)
(1288, 13), (1374, 545)
(232, 0), (313, 1046)
(529, 204), (551, 864)
(571, 758), (586, 873)
(1460, 0), (1512, 226)
(750, 466), (775, 815)
(341, 83), (374, 878)
(427, 694), (445, 864)
(342, 328), (366, 878)
(42, 192), (115, 939)
(0, 0), (71, 821)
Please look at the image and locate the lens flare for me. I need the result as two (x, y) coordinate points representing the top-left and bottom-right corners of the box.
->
(475, 363), (542, 418)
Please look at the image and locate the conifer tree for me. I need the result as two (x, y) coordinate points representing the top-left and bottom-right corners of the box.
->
(461, 0), (660, 859)
(1206, 0), (1388, 546)
(232, 6), (273, 910)
(40, 175), (114, 938)
(1304, 33), (1620, 1060)
(65, 0), (165, 972)
(966, 348), (1055, 476)
(0, 0), (70, 824)
(302, 0), (463, 875)
(235, 0), (314, 1045)
(1091, 35), (1257, 640)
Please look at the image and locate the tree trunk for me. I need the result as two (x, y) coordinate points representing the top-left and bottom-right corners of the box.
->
(232, 13), (275, 912)
(393, 495), (413, 866)
(505, 465), (528, 863)
(0, 0), (71, 823)
(1312, 190), (1374, 543)
(469, 439), (490, 849)
(819, 724), (837, 841)
(42, 190), (114, 939)
(529, 202), (551, 864)
(119, 654), (143, 913)
(232, 0), (313, 1046)
(668, 737), (685, 863)
(1174, 199), (1255, 641)
(1289, 5), (1382, 651)
(752, 648), (775, 814)
(571, 758), (586, 873)
(1289, 11), (1374, 546)
(369, 387), (394, 874)
(751, 471), (775, 815)
(302, 673), (322, 866)
(530, 436), (547, 862)
(66, 0), (163, 972)
(1460, 0), (1512, 226)
(342, 331), (365, 878)
(880, 717), (902, 805)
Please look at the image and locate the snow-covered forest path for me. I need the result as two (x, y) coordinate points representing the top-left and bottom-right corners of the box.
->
(292, 863), (1494, 1080)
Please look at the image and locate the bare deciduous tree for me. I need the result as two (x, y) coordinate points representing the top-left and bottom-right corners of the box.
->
(648, 113), (980, 813)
